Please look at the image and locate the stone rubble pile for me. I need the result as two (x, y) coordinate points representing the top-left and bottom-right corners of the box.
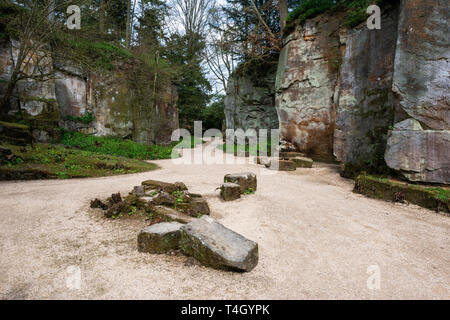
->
(91, 179), (259, 272)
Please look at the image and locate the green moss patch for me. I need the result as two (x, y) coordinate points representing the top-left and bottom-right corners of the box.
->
(0, 143), (158, 180)
(354, 174), (450, 214)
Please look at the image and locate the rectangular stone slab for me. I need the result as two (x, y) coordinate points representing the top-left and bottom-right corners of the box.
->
(138, 222), (182, 254)
(265, 159), (296, 171)
(141, 180), (177, 193)
(289, 156), (313, 168)
(180, 216), (258, 272)
(224, 172), (257, 192)
(220, 182), (241, 201)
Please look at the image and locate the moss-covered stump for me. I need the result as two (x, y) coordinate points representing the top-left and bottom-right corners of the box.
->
(180, 216), (259, 272)
(354, 174), (450, 214)
(137, 222), (183, 254)
(0, 121), (32, 146)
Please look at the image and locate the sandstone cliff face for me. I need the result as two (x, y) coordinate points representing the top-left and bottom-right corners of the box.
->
(275, 11), (347, 161)
(225, 66), (278, 137)
(0, 40), (178, 145)
(334, 6), (398, 174)
(384, 0), (450, 184)
(276, 0), (449, 184)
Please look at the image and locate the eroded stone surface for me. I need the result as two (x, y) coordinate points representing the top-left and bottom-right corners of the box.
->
(138, 222), (183, 254)
(289, 156), (313, 168)
(180, 216), (258, 271)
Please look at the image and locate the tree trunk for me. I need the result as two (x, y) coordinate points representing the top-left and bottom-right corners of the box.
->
(277, 0), (288, 30)
(125, 0), (131, 47)
(99, 0), (105, 34)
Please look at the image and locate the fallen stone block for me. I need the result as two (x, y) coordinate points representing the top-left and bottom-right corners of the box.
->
(289, 156), (313, 168)
(224, 172), (257, 193)
(220, 183), (241, 201)
(141, 180), (178, 193)
(153, 205), (195, 224)
(265, 159), (296, 171)
(138, 222), (183, 254)
(132, 185), (145, 197)
(152, 191), (176, 206)
(176, 198), (210, 217)
(180, 216), (258, 271)
(279, 151), (306, 158)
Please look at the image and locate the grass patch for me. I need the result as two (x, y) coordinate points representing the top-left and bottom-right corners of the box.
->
(61, 132), (202, 160)
(287, 0), (390, 28)
(354, 174), (450, 214)
(0, 143), (159, 180)
(63, 112), (95, 124)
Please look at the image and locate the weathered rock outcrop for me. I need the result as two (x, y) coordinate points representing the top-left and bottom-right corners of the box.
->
(225, 65), (278, 137)
(0, 40), (179, 145)
(276, 0), (449, 184)
(334, 6), (399, 175)
(385, 0), (449, 184)
(275, 11), (347, 161)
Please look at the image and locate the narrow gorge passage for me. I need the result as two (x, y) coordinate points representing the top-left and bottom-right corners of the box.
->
(0, 141), (448, 299)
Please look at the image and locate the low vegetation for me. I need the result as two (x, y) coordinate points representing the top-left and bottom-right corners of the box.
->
(61, 132), (202, 160)
(0, 143), (158, 180)
(287, 0), (391, 28)
(354, 174), (450, 214)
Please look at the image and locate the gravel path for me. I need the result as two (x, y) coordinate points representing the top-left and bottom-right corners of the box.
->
(0, 140), (449, 299)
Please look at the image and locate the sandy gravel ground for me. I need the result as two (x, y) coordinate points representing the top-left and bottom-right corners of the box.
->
(0, 140), (449, 300)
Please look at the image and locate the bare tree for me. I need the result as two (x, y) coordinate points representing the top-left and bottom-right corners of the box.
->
(173, 0), (214, 37)
(0, 0), (69, 112)
(277, 0), (288, 30)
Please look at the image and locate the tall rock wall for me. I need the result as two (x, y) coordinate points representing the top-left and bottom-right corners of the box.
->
(224, 65), (278, 137)
(276, 0), (449, 184)
(334, 5), (399, 175)
(384, 0), (449, 184)
(275, 11), (347, 161)
(0, 40), (178, 145)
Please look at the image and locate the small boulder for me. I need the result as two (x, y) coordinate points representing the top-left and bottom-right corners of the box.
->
(153, 205), (194, 224)
(180, 216), (258, 272)
(224, 172), (257, 193)
(174, 182), (188, 191)
(265, 159), (296, 171)
(132, 186), (145, 197)
(153, 191), (176, 206)
(289, 156), (313, 168)
(220, 183), (241, 201)
(141, 180), (177, 193)
(138, 222), (183, 254)
(176, 198), (210, 217)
